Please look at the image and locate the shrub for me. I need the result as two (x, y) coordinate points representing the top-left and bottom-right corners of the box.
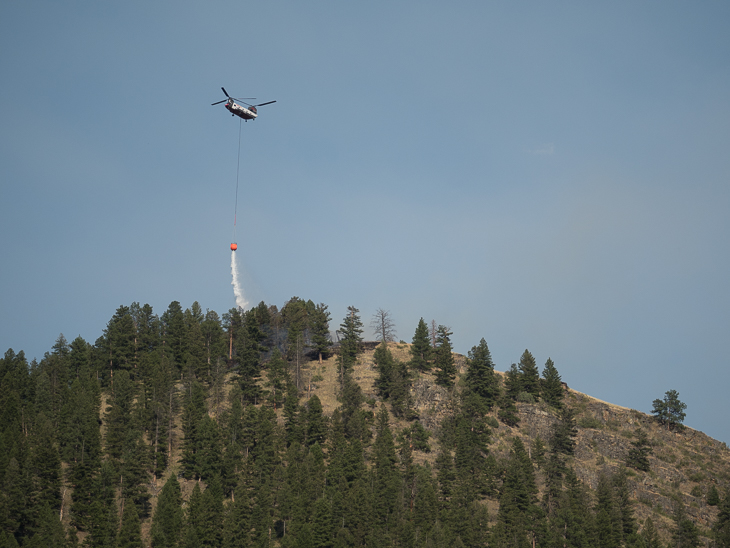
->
(578, 415), (603, 429)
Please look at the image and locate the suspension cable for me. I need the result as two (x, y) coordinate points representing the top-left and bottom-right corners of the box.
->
(233, 118), (242, 242)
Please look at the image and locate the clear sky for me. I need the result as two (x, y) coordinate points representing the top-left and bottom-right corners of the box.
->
(2, 2), (729, 442)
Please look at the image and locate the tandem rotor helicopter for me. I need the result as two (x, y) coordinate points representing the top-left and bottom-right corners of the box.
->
(211, 87), (276, 121)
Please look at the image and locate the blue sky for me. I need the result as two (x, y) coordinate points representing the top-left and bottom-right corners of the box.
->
(2, 1), (729, 442)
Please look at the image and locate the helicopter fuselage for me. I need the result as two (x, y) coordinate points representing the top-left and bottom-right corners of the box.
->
(225, 100), (258, 120)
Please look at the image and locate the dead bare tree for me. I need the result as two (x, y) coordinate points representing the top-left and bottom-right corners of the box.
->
(370, 308), (397, 344)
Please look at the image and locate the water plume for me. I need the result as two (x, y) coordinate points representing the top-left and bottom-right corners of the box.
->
(231, 249), (249, 311)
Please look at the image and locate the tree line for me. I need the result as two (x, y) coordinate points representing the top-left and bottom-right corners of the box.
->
(0, 301), (728, 547)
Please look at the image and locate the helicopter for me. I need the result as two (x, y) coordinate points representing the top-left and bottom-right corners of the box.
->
(211, 87), (276, 121)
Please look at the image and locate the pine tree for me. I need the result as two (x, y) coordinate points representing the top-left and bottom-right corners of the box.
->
(641, 517), (662, 548)
(237, 309), (266, 404)
(150, 475), (183, 548)
(23, 504), (66, 548)
(409, 318), (431, 373)
(265, 349), (288, 410)
(117, 499), (143, 548)
(498, 364), (521, 426)
(104, 369), (137, 459)
(372, 406), (400, 525)
(541, 358), (564, 409)
(194, 414), (223, 482)
(373, 343), (396, 400)
(103, 305), (137, 375)
(517, 349), (540, 401)
(550, 406), (577, 455)
(181, 381), (207, 479)
(338, 306), (364, 376)
(464, 338), (500, 411)
(496, 438), (544, 548)
(713, 490), (730, 547)
(311, 496), (334, 548)
(198, 476), (225, 548)
(161, 301), (186, 373)
(652, 389), (687, 430)
(283, 382), (304, 447)
(27, 412), (62, 513)
(86, 461), (119, 548)
(305, 395), (327, 447)
(672, 500), (700, 548)
(626, 429), (652, 472)
(708, 484), (720, 506)
(433, 326), (456, 388)
(311, 303), (332, 364)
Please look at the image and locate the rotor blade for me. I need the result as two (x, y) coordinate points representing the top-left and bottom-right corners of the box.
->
(211, 99), (227, 105)
(254, 100), (276, 107)
(221, 87), (230, 98)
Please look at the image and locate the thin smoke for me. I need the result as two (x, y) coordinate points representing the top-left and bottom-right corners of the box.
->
(230, 250), (249, 311)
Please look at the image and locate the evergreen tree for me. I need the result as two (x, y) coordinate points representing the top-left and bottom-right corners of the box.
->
(265, 349), (288, 409)
(338, 306), (364, 377)
(184, 483), (205, 546)
(181, 381), (207, 479)
(496, 438), (544, 548)
(104, 369), (137, 459)
(311, 303), (332, 364)
(517, 349), (540, 401)
(282, 296), (310, 362)
(117, 499), (143, 548)
(86, 461), (119, 548)
(119, 429), (152, 515)
(311, 496), (334, 548)
(641, 517), (662, 548)
(150, 475), (183, 548)
(433, 326), (456, 388)
(708, 484), (720, 506)
(390, 357), (415, 419)
(237, 309), (266, 404)
(161, 301), (186, 373)
(27, 413), (61, 513)
(626, 429), (652, 472)
(594, 472), (625, 548)
(373, 343), (396, 400)
(222, 474), (254, 548)
(652, 389), (687, 430)
(464, 338), (500, 411)
(409, 318), (431, 373)
(498, 364), (521, 426)
(305, 395), (327, 448)
(102, 305), (137, 375)
(23, 504), (66, 548)
(713, 490), (730, 548)
(550, 406), (577, 455)
(671, 500), (700, 548)
(198, 476), (225, 548)
(283, 382), (304, 447)
(194, 414), (223, 482)
(550, 467), (596, 548)
(541, 358), (564, 409)
(372, 406), (401, 525)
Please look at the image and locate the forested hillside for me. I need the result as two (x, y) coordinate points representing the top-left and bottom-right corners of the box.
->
(1, 299), (730, 548)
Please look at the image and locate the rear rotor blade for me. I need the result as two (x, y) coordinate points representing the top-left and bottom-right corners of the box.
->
(255, 100), (276, 107)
